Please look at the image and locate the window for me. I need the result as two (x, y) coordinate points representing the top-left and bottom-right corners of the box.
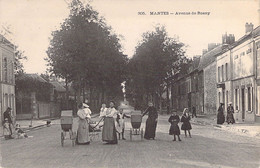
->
(221, 65), (224, 82)
(248, 87), (252, 111)
(225, 63), (228, 80)
(218, 92), (221, 106)
(226, 90), (229, 108)
(4, 58), (7, 82)
(218, 67), (220, 82)
(235, 89), (238, 110)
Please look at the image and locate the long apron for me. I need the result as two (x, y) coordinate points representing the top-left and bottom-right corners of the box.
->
(102, 117), (117, 143)
(77, 118), (90, 144)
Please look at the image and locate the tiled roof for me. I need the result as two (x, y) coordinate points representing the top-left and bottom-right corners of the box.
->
(50, 81), (66, 92)
(23, 73), (48, 83)
(198, 45), (222, 71)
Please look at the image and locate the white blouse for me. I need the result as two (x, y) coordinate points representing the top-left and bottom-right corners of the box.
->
(77, 107), (91, 120)
(100, 107), (107, 118)
(106, 107), (118, 118)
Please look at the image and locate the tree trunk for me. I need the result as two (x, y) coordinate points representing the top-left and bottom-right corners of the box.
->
(65, 77), (69, 109)
(166, 82), (170, 114)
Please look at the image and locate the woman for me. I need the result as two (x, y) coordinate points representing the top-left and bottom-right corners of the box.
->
(168, 110), (181, 141)
(226, 102), (235, 124)
(102, 101), (118, 144)
(76, 103), (91, 145)
(181, 108), (192, 138)
(217, 103), (225, 124)
(142, 102), (158, 140)
(3, 107), (14, 139)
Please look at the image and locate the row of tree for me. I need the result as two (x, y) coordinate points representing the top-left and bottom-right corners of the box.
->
(46, 0), (190, 112)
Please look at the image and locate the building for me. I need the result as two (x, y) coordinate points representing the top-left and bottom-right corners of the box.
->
(0, 34), (16, 126)
(255, 26), (260, 122)
(230, 24), (260, 122)
(198, 44), (222, 114)
(216, 34), (235, 116)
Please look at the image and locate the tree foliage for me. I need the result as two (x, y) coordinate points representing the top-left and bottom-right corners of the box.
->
(46, 0), (127, 105)
(126, 25), (190, 109)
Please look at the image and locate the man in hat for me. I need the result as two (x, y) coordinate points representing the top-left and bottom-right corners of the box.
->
(217, 103), (225, 124)
(227, 102), (235, 124)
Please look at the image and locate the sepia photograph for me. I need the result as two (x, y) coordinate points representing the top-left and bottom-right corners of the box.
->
(0, 0), (259, 167)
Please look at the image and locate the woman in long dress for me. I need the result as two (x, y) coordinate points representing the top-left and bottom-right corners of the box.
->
(142, 102), (158, 140)
(76, 103), (91, 145)
(102, 101), (118, 144)
(217, 103), (225, 124)
(226, 102), (235, 124)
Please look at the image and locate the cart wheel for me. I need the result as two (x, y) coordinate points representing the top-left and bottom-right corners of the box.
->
(130, 128), (132, 141)
(141, 128), (143, 140)
(61, 132), (64, 147)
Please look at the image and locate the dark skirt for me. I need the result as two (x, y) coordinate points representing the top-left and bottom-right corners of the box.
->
(217, 113), (225, 124)
(144, 117), (157, 139)
(102, 117), (118, 144)
(181, 122), (192, 130)
(226, 113), (235, 124)
(169, 124), (180, 135)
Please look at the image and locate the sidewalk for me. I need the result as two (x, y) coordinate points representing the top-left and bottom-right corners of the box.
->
(0, 113), (100, 137)
(190, 114), (260, 139)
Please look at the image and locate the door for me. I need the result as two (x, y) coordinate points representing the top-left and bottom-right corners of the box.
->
(241, 88), (245, 120)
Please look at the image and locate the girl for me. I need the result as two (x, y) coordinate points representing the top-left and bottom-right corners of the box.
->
(181, 108), (192, 138)
(168, 111), (181, 141)
(116, 108), (130, 140)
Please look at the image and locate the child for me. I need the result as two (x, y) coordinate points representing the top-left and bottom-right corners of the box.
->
(15, 123), (28, 139)
(116, 108), (130, 140)
(99, 103), (107, 118)
(3, 118), (12, 140)
(181, 108), (192, 138)
(168, 111), (181, 141)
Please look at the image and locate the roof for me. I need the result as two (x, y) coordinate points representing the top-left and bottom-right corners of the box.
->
(50, 81), (66, 92)
(0, 34), (15, 48)
(198, 45), (223, 71)
(21, 73), (48, 83)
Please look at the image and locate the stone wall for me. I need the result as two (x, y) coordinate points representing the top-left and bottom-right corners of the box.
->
(204, 62), (217, 114)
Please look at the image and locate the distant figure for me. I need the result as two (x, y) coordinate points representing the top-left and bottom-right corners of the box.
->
(76, 103), (91, 145)
(168, 111), (181, 141)
(142, 102), (158, 140)
(226, 102), (235, 124)
(102, 101), (118, 144)
(192, 106), (197, 118)
(3, 107), (14, 139)
(181, 108), (192, 138)
(99, 103), (107, 118)
(217, 103), (225, 124)
(115, 108), (130, 140)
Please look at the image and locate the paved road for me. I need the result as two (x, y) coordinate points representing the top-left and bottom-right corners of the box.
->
(1, 115), (259, 168)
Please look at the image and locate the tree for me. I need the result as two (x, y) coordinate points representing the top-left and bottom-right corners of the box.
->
(126, 25), (190, 112)
(46, 0), (127, 109)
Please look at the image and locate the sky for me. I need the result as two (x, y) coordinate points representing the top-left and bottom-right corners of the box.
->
(0, 0), (259, 74)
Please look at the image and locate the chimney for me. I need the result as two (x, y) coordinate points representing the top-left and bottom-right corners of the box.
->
(222, 33), (235, 45)
(245, 22), (254, 34)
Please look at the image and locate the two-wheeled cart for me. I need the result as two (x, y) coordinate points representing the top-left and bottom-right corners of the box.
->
(129, 111), (143, 141)
(60, 110), (76, 147)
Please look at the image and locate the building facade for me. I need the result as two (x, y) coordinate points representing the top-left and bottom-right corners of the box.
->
(0, 34), (16, 126)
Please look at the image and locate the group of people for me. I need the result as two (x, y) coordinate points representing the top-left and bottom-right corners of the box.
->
(217, 102), (235, 125)
(75, 100), (193, 145)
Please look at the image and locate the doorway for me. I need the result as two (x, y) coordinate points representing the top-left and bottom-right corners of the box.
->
(241, 88), (245, 120)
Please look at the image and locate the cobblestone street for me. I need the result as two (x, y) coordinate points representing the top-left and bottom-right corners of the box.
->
(1, 115), (259, 168)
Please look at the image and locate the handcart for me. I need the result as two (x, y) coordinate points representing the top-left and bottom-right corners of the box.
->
(60, 110), (76, 147)
(89, 118), (103, 141)
(129, 111), (143, 141)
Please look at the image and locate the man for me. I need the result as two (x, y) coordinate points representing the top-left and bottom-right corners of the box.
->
(3, 107), (14, 139)
(192, 106), (197, 118)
